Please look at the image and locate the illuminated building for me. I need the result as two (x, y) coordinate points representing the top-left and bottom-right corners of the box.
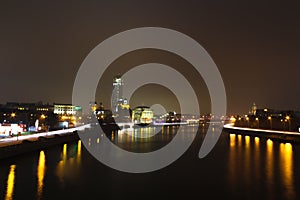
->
(132, 106), (153, 125)
(112, 75), (124, 112)
(53, 104), (81, 115)
(166, 112), (181, 123)
(120, 98), (130, 110)
(250, 102), (257, 115)
(53, 104), (82, 128)
(0, 102), (58, 132)
(89, 101), (98, 115)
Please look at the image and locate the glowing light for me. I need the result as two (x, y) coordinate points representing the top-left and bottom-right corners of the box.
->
(56, 143), (68, 184)
(253, 135), (260, 182)
(223, 124), (298, 135)
(63, 144), (67, 160)
(77, 140), (81, 156)
(266, 138), (273, 189)
(237, 135), (242, 146)
(280, 142), (294, 198)
(267, 139), (273, 145)
(245, 135), (250, 146)
(77, 140), (81, 164)
(229, 134), (235, 147)
(11, 113), (16, 118)
(40, 114), (46, 119)
(230, 116), (236, 122)
(5, 165), (16, 200)
(37, 151), (46, 199)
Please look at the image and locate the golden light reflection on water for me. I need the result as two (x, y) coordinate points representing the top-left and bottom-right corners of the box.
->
(245, 136), (250, 146)
(5, 165), (16, 200)
(56, 144), (67, 183)
(254, 137), (260, 178)
(254, 136), (260, 144)
(37, 151), (46, 200)
(56, 141), (82, 184)
(111, 133), (114, 142)
(63, 144), (67, 160)
(244, 136), (250, 185)
(229, 134), (235, 147)
(77, 140), (82, 165)
(237, 134), (242, 146)
(280, 143), (295, 199)
(228, 133), (237, 187)
(266, 139), (274, 198)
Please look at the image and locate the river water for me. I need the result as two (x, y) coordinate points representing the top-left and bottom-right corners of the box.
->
(0, 125), (299, 200)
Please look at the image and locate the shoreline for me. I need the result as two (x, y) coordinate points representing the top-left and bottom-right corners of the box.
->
(0, 132), (80, 160)
(223, 124), (300, 144)
(0, 124), (90, 160)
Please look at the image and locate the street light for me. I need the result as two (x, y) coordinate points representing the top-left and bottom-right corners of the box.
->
(246, 117), (250, 127)
(268, 116), (272, 130)
(255, 117), (259, 128)
(286, 116), (291, 131)
(281, 119), (286, 130)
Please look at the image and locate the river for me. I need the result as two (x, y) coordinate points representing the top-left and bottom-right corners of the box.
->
(0, 125), (299, 200)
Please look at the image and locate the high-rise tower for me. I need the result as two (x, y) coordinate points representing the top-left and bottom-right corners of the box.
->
(112, 75), (123, 112)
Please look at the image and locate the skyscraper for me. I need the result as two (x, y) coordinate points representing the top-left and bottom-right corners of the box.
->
(112, 75), (123, 112)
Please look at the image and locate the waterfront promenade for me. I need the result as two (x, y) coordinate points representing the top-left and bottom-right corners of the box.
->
(224, 123), (300, 143)
(0, 124), (91, 148)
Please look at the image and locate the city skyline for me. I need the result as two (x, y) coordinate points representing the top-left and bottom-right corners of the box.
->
(0, 2), (300, 199)
(1, 1), (300, 115)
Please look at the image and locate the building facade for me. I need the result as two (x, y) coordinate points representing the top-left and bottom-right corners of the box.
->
(132, 106), (153, 125)
(112, 75), (124, 113)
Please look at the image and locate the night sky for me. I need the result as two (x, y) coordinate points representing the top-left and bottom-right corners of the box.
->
(1, 1), (300, 115)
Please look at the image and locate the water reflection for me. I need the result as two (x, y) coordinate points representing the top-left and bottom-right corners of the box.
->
(280, 143), (294, 199)
(37, 150), (46, 200)
(229, 134), (235, 147)
(57, 144), (67, 183)
(56, 142), (82, 184)
(244, 136), (251, 186)
(254, 137), (260, 181)
(36, 151), (46, 199)
(228, 133), (297, 199)
(228, 134), (237, 187)
(77, 140), (82, 165)
(1, 128), (299, 200)
(237, 134), (242, 146)
(112, 127), (179, 153)
(266, 139), (274, 195)
(5, 165), (16, 200)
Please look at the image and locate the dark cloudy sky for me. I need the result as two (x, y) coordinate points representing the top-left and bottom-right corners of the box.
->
(1, 0), (299, 115)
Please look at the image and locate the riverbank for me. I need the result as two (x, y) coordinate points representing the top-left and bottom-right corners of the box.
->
(0, 124), (90, 159)
(223, 123), (300, 144)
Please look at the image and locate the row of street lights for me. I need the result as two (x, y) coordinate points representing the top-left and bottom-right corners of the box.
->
(243, 115), (291, 131)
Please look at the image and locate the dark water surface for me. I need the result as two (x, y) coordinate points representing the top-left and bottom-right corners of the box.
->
(0, 126), (299, 200)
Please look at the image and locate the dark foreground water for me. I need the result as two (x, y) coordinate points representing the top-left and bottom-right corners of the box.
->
(0, 125), (299, 200)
